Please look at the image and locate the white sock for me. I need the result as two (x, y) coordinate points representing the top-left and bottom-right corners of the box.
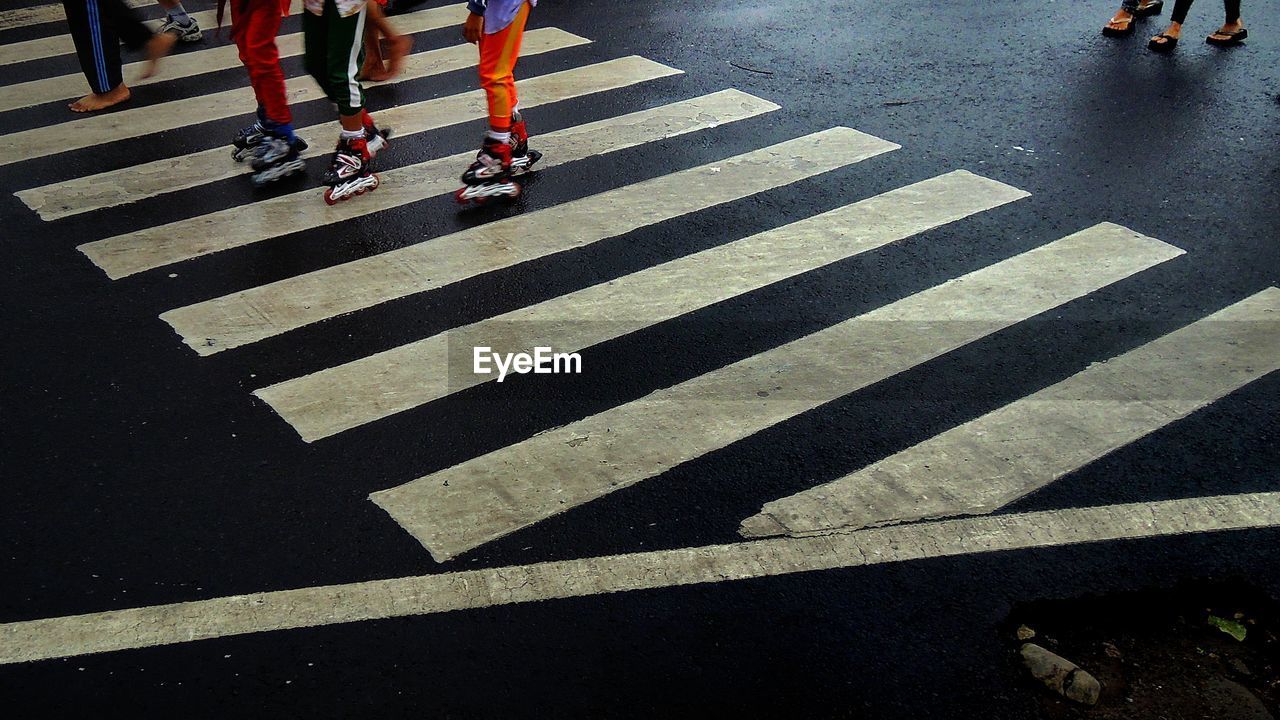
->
(486, 130), (512, 143)
(167, 3), (191, 24)
(340, 128), (364, 141)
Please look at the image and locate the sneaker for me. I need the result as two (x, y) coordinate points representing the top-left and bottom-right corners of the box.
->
(160, 17), (202, 42)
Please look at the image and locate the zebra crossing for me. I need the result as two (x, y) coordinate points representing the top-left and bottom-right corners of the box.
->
(2, 0), (1278, 654)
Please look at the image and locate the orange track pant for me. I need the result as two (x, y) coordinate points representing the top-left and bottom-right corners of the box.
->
(477, 1), (530, 132)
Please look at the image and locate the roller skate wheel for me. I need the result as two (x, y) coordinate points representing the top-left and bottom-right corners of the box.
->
(370, 173), (381, 189)
(454, 187), (469, 205)
(323, 187), (339, 206)
(509, 183), (522, 199)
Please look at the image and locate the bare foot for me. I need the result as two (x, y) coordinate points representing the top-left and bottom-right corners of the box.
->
(69, 83), (131, 112)
(140, 31), (177, 79)
(364, 64), (392, 83)
(384, 35), (413, 78)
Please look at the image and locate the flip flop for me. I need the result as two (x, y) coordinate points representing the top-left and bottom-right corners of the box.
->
(1103, 16), (1137, 37)
(1135, 1), (1164, 17)
(1206, 28), (1248, 46)
(1148, 33), (1179, 52)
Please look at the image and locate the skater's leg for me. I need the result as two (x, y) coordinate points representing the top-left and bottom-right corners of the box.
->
(329, 1), (368, 119)
(307, 0), (368, 121)
(315, 0), (383, 202)
(65, 0), (131, 112)
(234, 0), (292, 129)
(477, 0), (530, 139)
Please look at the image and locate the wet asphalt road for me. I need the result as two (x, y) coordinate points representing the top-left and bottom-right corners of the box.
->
(1, 0), (1278, 716)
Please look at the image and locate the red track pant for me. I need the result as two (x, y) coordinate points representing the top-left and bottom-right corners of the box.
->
(478, 1), (530, 132)
(232, 0), (292, 126)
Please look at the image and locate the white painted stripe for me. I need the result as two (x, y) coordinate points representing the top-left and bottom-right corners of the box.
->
(21, 55), (680, 221)
(0, 27), (588, 166)
(161, 125), (890, 352)
(0, 3), (302, 68)
(260, 170), (1027, 442)
(0, 4), (469, 115)
(371, 223), (1185, 562)
(740, 287), (1280, 539)
(2, 491), (1276, 664)
(90, 90), (777, 281)
(0, 0), (155, 33)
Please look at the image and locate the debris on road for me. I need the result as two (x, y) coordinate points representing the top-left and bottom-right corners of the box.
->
(1020, 643), (1102, 705)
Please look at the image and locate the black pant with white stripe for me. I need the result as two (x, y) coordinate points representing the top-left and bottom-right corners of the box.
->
(62, 0), (153, 94)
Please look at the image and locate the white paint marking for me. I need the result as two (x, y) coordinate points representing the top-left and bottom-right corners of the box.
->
(0, 2), (302, 68)
(161, 126), (891, 351)
(259, 170), (1026, 442)
(0, 27), (588, 166)
(0, 4), (469, 114)
(741, 287), (1280, 538)
(372, 223), (1184, 562)
(2, 492), (1276, 664)
(97, 90), (778, 281)
(21, 55), (678, 221)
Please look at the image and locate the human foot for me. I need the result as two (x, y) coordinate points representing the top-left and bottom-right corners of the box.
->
(382, 35), (413, 78)
(1103, 9), (1137, 36)
(140, 31), (178, 79)
(69, 83), (131, 112)
(1207, 20), (1247, 46)
(1149, 21), (1182, 51)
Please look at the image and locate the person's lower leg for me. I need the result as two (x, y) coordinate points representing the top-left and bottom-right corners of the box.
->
(1170, 0), (1194, 24)
(1223, 0), (1241, 24)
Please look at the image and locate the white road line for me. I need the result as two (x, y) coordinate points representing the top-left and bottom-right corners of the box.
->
(0, 4), (469, 114)
(740, 287), (1280, 538)
(92, 90), (778, 281)
(2, 491), (1276, 664)
(0, 2), (302, 68)
(0, 0), (155, 33)
(21, 55), (678, 221)
(371, 223), (1184, 562)
(259, 170), (1026, 442)
(0, 27), (588, 166)
(160, 125), (891, 351)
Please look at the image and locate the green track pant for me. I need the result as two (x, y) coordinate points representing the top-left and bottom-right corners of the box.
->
(303, 0), (367, 116)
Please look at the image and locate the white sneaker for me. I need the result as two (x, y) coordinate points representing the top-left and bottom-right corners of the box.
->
(159, 17), (202, 42)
